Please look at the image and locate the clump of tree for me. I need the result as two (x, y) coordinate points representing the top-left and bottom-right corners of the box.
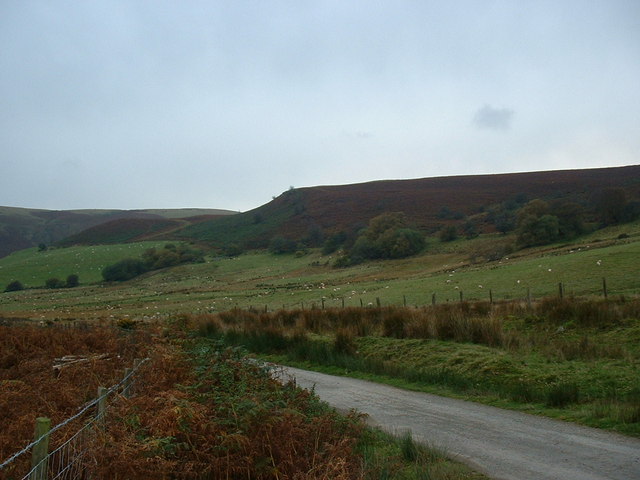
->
(222, 243), (244, 257)
(486, 194), (528, 234)
(438, 225), (458, 242)
(102, 258), (149, 282)
(516, 199), (586, 247)
(269, 235), (298, 254)
(45, 278), (66, 289)
(102, 244), (204, 282)
(44, 274), (80, 289)
(322, 232), (347, 255)
(437, 206), (464, 220)
(593, 188), (640, 226)
(4, 280), (24, 292)
(141, 243), (204, 269)
(334, 212), (425, 266)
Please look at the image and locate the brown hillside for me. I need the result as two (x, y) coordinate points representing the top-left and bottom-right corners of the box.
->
(275, 165), (640, 236)
(59, 215), (225, 245)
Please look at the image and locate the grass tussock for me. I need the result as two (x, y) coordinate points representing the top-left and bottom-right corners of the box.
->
(195, 296), (640, 435)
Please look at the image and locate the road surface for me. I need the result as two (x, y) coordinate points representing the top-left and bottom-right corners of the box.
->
(279, 367), (640, 480)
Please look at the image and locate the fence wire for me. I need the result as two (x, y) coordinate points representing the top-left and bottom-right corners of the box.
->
(1, 358), (148, 480)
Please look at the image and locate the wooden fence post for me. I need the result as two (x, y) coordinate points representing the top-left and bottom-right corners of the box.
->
(558, 282), (564, 299)
(360, 298), (363, 307)
(123, 368), (133, 398)
(459, 291), (463, 303)
(489, 289), (493, 305)
(29, 417), (50, 480)
(341, 297), (345, 308)
(321, 298), (325, 309)
(376, 297), (381, 307)
(602, 277), (608, 299)
(431, 293), (436, 306)
(96, 386), (107, 427)
(403, 295), (407, 307)
(527, 288), (532, 309)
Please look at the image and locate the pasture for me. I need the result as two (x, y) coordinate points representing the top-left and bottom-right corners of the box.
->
(1, 221), (639, 320)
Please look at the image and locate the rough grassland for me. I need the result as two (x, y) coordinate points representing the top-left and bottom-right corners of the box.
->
(1, 222), (639, 320)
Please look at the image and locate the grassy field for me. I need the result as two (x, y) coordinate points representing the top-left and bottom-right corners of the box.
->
(1, 221), (639, 320)
(0, 241), (171, 289)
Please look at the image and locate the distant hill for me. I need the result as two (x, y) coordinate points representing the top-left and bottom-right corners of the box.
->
(0, 207), (237, 257)
(174, 165), (640, 248)
(3, 165), (638, 256)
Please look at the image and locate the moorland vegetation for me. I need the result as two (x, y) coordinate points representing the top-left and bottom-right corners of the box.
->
(0, 321), (486, 480)
(1, 167), (640, 476)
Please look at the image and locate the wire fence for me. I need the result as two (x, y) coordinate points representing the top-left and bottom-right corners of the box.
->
(0, 358), (148, 480)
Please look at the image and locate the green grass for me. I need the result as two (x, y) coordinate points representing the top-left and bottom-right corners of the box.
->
(359, 428), (487, 480)
(196, 300), (640, 437)
(0, 242), (169, 288)
(2, 224), (640, 320)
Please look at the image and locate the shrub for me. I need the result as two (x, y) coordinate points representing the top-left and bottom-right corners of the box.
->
(322, 232), (347, 255)
(439, 225), (458, 242)
(102, 258), (149, 282)
(269, 235), (297, 254)
(45, 277), (66, 289)
(4, 280), (24, 292)
(340, 213), (425, 263)
(65, 274), (80, 288)
(223, 243), (244, 257)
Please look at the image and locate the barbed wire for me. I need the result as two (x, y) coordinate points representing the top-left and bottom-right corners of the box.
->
(0, 357), (149, 471)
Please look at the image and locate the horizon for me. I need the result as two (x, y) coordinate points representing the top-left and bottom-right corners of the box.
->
(2, 163), (638, 213)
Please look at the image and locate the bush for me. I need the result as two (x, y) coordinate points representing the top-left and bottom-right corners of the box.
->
(102, 258), (149, 282)
(45, 278), (66, 289)
(4, 280), (24, 292)
(269, 235), (297, 254)
(65, 274), (80, 288)
(223, 243), (244, 257)
(322, 232), (347, 255)
(340, 213), (425, 263)
(439, 225), (458, 242)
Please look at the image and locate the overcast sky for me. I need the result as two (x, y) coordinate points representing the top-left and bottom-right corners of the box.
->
(1, 1), (639, 212)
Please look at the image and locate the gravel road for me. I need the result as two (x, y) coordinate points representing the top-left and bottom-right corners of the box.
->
(280, 367), (640, 480)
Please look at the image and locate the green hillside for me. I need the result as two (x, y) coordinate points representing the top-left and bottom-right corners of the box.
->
(2, 220), (639, 319)
(0, 242), (169, 288)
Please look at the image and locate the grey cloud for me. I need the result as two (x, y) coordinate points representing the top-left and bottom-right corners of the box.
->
(473, 105), (515, 131)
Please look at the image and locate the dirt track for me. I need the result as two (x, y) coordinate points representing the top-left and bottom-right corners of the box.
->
(281, 367), (640, 480)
